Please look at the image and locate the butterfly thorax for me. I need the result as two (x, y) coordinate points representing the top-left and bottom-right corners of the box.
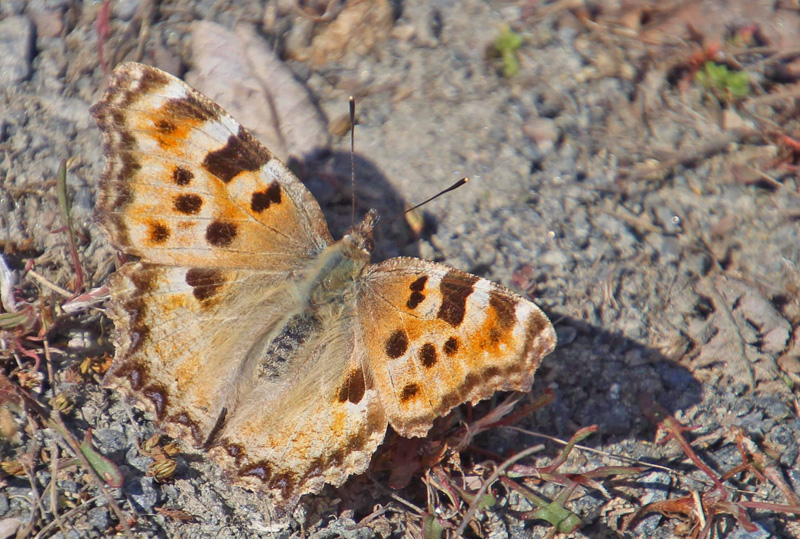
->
(306, 210), (377, 308)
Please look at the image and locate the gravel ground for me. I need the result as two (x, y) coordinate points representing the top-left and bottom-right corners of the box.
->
(1, 0), (799, 538)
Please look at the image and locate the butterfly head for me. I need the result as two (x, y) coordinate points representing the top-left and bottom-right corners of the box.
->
(341, 209), (378, 262)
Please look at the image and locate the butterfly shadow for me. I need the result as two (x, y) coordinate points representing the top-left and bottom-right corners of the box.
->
(328, 316), (704, 537)
(532, 314), (703, 443)
(299, 150), (430, 261)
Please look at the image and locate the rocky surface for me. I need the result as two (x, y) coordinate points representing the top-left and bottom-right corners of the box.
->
(0, 0), (798, 538)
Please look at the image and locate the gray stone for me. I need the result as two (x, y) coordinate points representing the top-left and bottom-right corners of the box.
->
(59, 480), (81, 495)
(653, 204), (682, 234)
(540, 247), (569, 268)
(0, 0), (25, 16)
(789, 467), (800, 494)
(25, 0), (69, 37)
(0, 17), (33, 88)
(308, 517), (373, 539)
(87, 506), (110, 530)
(0, 518), (22, 538)
(36, 470), (51, 486)
(635, 471), (671, 534)
(647, 234), (681, 265)
(727, 522), (770, 539)
(768, 424), (798, 467)
(757, 396), (792, 421)
(113, 0), (142, 21)
(92, 428), (127, 452)
(51, 531), (82, 539)
(126, 476), (159, 512)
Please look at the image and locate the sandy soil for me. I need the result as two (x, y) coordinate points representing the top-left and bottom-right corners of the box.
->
(1, 0), (799, 537)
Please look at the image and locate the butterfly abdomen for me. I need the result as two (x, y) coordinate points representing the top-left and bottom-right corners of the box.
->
(258, 313), (320, 379)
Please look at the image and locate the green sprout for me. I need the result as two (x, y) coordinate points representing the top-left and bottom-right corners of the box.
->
(494, 26), (523, 78)
(695, 61), (750, 102)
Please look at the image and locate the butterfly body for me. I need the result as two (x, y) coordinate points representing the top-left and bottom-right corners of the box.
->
(92, 62), (556, 508)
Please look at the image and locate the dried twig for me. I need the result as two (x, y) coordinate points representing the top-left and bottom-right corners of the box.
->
(25, 269), (72, 298)
(46, 440), (68, 537)
(33, 496), (101, 539)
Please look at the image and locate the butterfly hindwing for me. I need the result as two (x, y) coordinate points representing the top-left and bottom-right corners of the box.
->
(208, 313), (388, 505)
(104, 262), (296, 443)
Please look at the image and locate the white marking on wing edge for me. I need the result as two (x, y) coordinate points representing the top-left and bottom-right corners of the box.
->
(204, 119), (238, 145)
(470, 278), (493, 311)
(218, 113), (241, 136)
(513, 300), (535, 341)
(424, 267), (446, 291)
(159, 81), (189, 100)
(463, 278), (492, 329)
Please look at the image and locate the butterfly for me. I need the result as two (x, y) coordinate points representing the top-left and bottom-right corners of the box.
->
(91, 62), (556, 508)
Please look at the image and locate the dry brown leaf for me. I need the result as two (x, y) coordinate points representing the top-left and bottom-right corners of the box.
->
(292, 0), (394, 66)
(690, 276), (787, 387)
(777, 326), (800, 374)
(186, 21), (329, 164)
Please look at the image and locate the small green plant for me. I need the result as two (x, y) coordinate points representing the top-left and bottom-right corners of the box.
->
(493, 26), (523, 78)
(696, 61), (750, 102)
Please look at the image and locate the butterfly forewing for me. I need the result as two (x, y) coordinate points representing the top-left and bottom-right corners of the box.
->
(355, 258), (556, 437)
(92, 62), (332, 271)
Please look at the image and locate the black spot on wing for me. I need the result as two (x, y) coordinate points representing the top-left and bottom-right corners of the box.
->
(337, 367), (366, 404)
(172, 166), (194, 186)
(419, 343), (437, 368)
(251, 182), (282, 213)
(135, 65), (172, 94)
(400, 383), (420, 402)
(161, 96), (214, 124)
(148, 221), (170, 244)
(154, 118), (176, 133)
(385, 329), (409, 359)
(489, 291), (518, 330)
(202, 126), (271, 183)
(185, 268), (225, 301)
(407, 275), (427, 308)
(444, 337), (459, 356)
(437, 272), (478, 327)
(205, 220), (237, 247)
(174, 193), (203, 215)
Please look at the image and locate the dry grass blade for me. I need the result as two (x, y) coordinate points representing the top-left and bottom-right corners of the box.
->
(452, 443), (545, 537)
(55, 158), (84, 297)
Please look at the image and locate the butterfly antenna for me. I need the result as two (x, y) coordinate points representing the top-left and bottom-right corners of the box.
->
(382, 177), (470, 227)
(349, 96), (356, 226)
